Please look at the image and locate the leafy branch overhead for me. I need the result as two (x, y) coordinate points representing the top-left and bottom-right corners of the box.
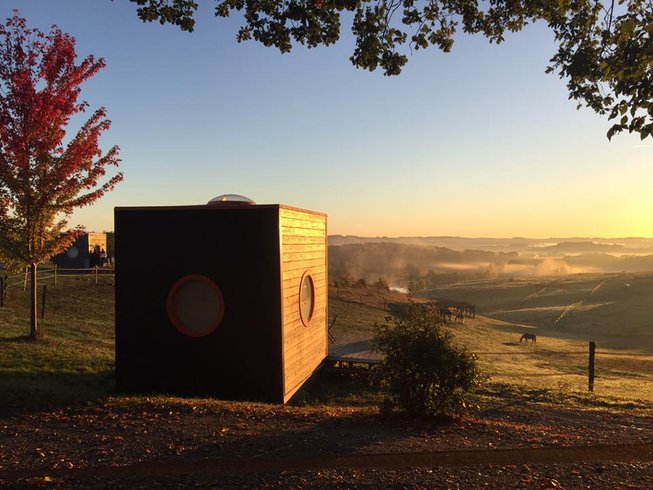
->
(128, 0), (652, 140)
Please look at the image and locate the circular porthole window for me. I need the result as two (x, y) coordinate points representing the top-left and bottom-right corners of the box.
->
(299, 272), (315, 326)
(67, 246), (79, 258)
(167, 275), (225, 337)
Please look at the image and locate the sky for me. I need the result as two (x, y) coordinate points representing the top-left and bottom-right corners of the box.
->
(2, 1), (652, 238)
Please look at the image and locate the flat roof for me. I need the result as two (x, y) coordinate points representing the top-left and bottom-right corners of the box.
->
(114, 204), (327, 217)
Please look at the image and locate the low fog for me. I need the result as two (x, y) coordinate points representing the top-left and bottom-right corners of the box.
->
(328, 238), (653, 289)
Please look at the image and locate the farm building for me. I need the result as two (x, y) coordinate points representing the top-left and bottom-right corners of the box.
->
(53, 232), (107, 269)
(114, 198), (328, 403)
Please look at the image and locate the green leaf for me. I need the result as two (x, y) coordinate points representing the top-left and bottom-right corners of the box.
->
(620, 19), (636, 35)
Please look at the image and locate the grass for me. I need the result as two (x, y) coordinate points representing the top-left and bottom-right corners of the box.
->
(0, 274), (115, 412)
(331, 276), (653, 403)
(419, 271), (653, 406)
(328, 296), (389, 337)
(423, 272), (653, 350)
(293, 369), (385, 408)
(446, 315), (653, 406)
(1, 273), (652, 415)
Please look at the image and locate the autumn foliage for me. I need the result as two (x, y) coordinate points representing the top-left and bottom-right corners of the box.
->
(0, 13), (122, 337)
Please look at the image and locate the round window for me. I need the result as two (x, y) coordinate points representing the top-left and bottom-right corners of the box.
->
(67, 246), (79, 258)
(167, 275), (225, 337)
(299, 272), (315, 326)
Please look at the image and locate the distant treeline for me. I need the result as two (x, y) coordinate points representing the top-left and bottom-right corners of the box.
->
(329, 243), (516, 286)
(328, 242), (653, 291)
(535, 241), (625, 254)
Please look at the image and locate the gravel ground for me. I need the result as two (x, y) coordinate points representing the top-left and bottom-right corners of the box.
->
(2, 395), (652, 488)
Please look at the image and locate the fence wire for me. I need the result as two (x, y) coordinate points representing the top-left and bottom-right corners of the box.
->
(1, 265), (114, 289)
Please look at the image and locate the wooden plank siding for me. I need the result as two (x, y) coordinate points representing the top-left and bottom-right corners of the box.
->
(282, 301), (328, 324)
(279, 207), (328, 403)
(281, 235), (326, 245)
(282, 285), (327, 303)
(281, 273), (327, 293)
(281, 227), (325, 238)
(281, 263), (326, 275)
(281, 268), (327, 282)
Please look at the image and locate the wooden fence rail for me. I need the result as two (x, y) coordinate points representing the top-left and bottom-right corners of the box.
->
(1, 265), (114, 290)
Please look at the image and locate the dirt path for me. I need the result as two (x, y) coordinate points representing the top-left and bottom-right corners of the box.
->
(2, 443), (652, 483)
(552, 277), (610, 326)
(3, 394), (653, 488)
(552, 300), (584, 326)
(590, 279), (607, 296)
(524, 276), (566, 301)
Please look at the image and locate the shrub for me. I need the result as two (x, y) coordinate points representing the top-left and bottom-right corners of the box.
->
(374, 304), (482, 418)
(374, 277), (390, 290)
(338, 272), (353, 287)
(353, 278), (367, 288)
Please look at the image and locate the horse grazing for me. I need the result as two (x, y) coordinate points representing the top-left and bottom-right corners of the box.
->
(438, 308), (452, 323)
(520, 333), (537, 344)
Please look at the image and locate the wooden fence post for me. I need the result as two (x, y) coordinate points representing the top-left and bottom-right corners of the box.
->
(23, 267), (28, 291)
(95, 265), (98, 284)
(54, 264), (58, 286)
(588, 341), (596, 392)
(40, 285), (47, 319)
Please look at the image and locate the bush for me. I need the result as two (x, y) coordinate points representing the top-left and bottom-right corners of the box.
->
(353, 278), (367, 288)
(374, 304), (482, 418)
(338, 272), (353, 287)
(374, 277), (390, 290)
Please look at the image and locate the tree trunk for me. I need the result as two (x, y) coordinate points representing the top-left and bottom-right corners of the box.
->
(29, 263), (38, 339)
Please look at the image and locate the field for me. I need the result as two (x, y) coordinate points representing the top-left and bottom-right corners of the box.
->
(424, 272), (653, 348)
(0, 275), (115, 412)
(418, 272), (653, 402)
(1, 273), (653, 487)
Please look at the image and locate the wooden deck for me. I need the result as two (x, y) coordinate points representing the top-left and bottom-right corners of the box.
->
(326, 333), (383, 368)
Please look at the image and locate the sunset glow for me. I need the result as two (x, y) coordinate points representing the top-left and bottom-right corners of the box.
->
(5, 1), (651, 239)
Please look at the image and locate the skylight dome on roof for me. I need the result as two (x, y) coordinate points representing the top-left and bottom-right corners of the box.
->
(207, 194), (256, 206)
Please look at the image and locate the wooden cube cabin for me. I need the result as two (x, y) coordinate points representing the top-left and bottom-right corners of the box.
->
(114, 202), (327, 403)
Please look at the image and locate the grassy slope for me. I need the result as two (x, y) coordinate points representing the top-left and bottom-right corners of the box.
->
(447, 315), (653, 404)
(418, 271), (653, 403)
(329, 293), (653, 407)
(1, 273), (652, 412)
(422, 272), (653, 350)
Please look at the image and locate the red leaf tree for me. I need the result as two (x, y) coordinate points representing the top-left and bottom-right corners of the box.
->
(0, 13), (122, 339)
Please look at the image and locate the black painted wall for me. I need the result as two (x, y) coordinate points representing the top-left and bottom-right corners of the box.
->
(115, 205), (284, 403)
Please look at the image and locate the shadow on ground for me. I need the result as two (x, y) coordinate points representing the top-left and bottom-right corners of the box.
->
(0, 369), (115, 416)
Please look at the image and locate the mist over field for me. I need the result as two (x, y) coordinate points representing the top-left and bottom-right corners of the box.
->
(328, 236), (653, 288)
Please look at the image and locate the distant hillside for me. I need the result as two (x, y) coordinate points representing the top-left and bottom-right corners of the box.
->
(536, 241), (625, 254)
(328, 240), (653, 289)
(328, 235), (653, 254)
